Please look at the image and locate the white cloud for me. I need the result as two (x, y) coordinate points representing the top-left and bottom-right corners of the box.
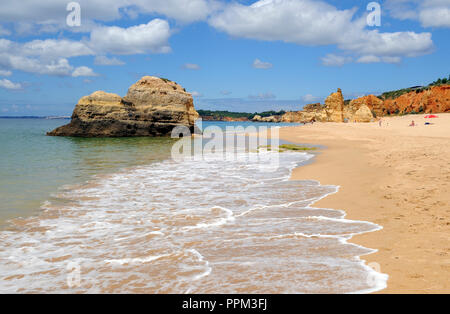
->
(22, 39), (93, 59)
(419, 1), (450, 28)
(132, 0), (221, 23)
(210, 0), (434, 65)
(72, 66), (98, 77)
(0, 0), (219, 35)
(252, 59), (273, 69)
(182, 63), (201, 70)
(339, 31), (433, 58)
(387, 0), (450, 28)
(0, 79), (22, 90)
(0, 19), (172, 77)
(357, 55), (402, 64)
(0, 55), (75, 76)
(90, 19), (171, 55)
(94, 56), (125, 66)
(321, 54), (353, 67)
(0, 70), (12, 76)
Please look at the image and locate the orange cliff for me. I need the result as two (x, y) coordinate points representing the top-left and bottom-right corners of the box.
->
(348, 85), (450, 118)
(282, 85), (450, 124)
(380, 85), (450, 115)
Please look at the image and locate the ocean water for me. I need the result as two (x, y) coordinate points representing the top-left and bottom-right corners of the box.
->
(0, 118), (387, 293)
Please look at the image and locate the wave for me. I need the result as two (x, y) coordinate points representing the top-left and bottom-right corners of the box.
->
(0, 149), (387, 293)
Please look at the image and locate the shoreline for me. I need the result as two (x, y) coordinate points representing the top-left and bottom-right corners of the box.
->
(279, 114), (450, 294)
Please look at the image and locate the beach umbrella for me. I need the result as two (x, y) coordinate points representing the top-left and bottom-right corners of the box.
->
(424, 115), (438, 118)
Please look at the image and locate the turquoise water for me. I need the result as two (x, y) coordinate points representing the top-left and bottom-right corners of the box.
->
(0, 118), (176, 226)
(0, 118), (387, 293)
(0, 119), (297, 226)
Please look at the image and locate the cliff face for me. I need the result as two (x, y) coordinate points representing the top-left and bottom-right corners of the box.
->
(281, 89), (364, 123)
(281, 85), (449, 124)
(381, 85), (450, 115)
(48, 76), (199, 137)
(344, 95), (380, 122)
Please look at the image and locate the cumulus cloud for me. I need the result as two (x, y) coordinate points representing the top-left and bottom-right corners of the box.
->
(252, 59), (273, 69)
(210, 0), (434, 65)
(0, 0), (218, 35)
(94, 56), (125, 66)
(0, 78), (22, 90)
(72, 66), (98, 77)
(0, 70), (12, 76)
(21, 39), (94, 59)
(90, 19), (171, 55)
(0, 54), (75, 76)
(419, 0), (450, 28)
(182, 63), (201, 70)
(0, 19), (172, 77)
(386, 0), (450, 28)
(356, 55), (402, 64)
(321, 54), (353, 67)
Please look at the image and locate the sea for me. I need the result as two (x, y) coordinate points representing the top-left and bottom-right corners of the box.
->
(0, 118), (387, 293)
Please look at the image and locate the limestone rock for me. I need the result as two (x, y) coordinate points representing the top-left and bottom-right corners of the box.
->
(252, 115), (263, 122)
(47, 76), (199, 137)
(325, 88), (345, 122)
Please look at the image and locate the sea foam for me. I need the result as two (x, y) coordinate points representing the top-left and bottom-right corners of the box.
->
(0, 149), (387, 293)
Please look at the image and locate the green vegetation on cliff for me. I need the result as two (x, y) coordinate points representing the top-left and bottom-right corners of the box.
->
(379, 75), (449, 100)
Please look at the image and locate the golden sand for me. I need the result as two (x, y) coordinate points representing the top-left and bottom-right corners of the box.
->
(279, 114), (450, 294)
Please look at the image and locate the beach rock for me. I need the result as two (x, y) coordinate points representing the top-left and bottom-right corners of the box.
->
(252, 115), (263, 122)
(47, 76), (199, 137)
(344, 96), (377, 122)
(325, 88), (345, 122)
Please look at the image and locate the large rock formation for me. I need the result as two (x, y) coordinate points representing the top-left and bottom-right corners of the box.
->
(252, 115), (282, 123)
(281, 90), (346, 123)
(325, 88), (345, 122)
(348, 95), (384, 118)
(344, 95), (378, 122)
(281, 103), (328, 123)
(48, 76), (199, 137)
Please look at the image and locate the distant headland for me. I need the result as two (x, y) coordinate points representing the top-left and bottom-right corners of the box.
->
(199, 76), (450, 123)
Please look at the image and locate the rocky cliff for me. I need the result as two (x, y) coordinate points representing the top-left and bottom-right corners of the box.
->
(281, 84), (449, 124)
(380, 85), (450, 115)
(48, 76), (199, 137)
(281, 89), (362, 123)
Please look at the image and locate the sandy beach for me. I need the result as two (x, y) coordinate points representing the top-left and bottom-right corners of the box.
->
(279, 114), (450, 293)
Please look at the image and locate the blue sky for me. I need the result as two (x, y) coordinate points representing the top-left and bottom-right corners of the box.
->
(0, 0), (449, 115)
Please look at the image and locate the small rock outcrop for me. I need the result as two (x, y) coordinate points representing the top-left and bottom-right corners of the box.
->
(48, 76), (199, 137)
(344, 96), (378, 122)
(325, 88), (345, 122)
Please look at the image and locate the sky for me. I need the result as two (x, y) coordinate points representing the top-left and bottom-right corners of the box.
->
(0, 0), (449, 116)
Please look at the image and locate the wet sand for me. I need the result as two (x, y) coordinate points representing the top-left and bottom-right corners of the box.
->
(279, 114), (450, 294)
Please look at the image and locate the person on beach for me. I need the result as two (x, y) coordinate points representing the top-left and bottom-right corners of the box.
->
(379, 119), (383, 127)
(409, 120), (416, 127)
